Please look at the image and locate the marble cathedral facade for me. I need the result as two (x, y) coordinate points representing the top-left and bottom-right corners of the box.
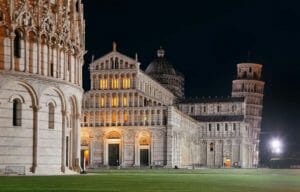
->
(81, 45), (264, 169)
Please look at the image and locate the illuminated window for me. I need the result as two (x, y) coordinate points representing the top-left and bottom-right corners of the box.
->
(112, 79), (119, 89)
(124, 111), (128, 123)
(100, 97), (105, 107)
(122, 78), (131, 89)
(112, 96), (118, 107)
(123, 96), (128, 107)
(112, 111), (116, 123)
(99, 79), (108, 89)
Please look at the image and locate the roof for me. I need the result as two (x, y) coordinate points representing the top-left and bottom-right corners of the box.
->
(180, 97), (245, 104)
(145, 47), (177, 75)
(193, 115), (244, 122)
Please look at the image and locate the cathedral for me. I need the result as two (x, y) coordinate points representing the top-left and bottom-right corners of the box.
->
(0, 1), (264, 175)
(0, 0), (85, 175)
(81, 44), (264, 169)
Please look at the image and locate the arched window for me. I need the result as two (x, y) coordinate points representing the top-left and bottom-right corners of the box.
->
(0, 10), (3, 21)
(14, 31), (21, 58)
(190, 106), (194, 114)
(210, 143), (214, 152)
(115, 57), (119, 69)
(50, 63), (54, 77)
(48, 103), (55, 129)
(13, 99), (22, 126)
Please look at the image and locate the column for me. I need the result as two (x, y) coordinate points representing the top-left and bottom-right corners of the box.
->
(63, 49), (67, 80)
(148, 110), (152, 126)
(47, 42), (52, 76)
(10, 32), (15, 71)
(61, 110), (67, 172)
(160, 109), (163, 125)
(36, 39), (41, 74)
(73, 113), (81, 172)
(93, 94), (96, 108)
(31, 105), (41, 173)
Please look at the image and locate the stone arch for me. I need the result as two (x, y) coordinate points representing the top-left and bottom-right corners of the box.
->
(46, 99), (57, 107)
(135, 131), (151, 166)
(103, 130), (123, 166)
(40, 33), (48, 43)
(41, 86), (66, 110)
(9, 94), (25, 103)
(16, 81), (38, 107)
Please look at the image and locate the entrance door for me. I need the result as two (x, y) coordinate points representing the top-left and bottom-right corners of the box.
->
(140, 149), (149, 166)
(108, 144), (119, 166)
(225, 159), (231, 168)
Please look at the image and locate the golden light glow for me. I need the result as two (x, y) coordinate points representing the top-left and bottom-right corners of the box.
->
(99, 79), (108, 89)
(84, 150), (89, 161)
(122, 78), (131, 89)
(112, 111), (117, 123)
(139, 137), (150, 145)
(124, 111), (128, 122)
(112, 79), (119, 89)
(123, 96), (128, 107)
(100, 97), (105, 107)
(225, 159), (231, 168)
(112, 96), (119, 107)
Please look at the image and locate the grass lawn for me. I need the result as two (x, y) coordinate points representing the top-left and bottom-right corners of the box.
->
(0, 169), (299, 192)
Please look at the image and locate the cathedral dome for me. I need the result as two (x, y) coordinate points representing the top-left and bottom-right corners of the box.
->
(145, 48), (177, 75)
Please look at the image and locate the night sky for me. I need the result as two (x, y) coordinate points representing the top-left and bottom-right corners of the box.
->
(82, 0), (300, 161)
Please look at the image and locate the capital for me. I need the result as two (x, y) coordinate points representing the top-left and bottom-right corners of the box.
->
(30, 105), (41, 112)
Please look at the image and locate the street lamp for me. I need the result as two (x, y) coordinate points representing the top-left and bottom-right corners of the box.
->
(270, 138), (282, 154)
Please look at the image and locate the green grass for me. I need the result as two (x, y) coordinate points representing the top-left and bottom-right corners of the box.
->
(0, 169), (300, 192)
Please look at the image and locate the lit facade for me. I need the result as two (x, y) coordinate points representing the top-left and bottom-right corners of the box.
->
(0, 0), (85, 175)
(81, 45), (264, 168)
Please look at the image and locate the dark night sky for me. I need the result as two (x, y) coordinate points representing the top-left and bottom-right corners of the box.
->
(82, 0), (300, 159)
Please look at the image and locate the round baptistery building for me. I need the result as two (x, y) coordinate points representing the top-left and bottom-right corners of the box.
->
(0, 0), (85, 175)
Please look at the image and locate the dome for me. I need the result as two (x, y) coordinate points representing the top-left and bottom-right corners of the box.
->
(145, 48), (177, 75)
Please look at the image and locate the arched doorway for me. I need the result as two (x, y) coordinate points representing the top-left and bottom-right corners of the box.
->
(139, 136), (150, 166)
(135, 132), (151, 167)
(105, 131), (121, 166)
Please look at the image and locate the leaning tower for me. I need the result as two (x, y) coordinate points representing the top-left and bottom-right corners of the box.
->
(231, 63), (265, 167)
(0, 0), (85, 175)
